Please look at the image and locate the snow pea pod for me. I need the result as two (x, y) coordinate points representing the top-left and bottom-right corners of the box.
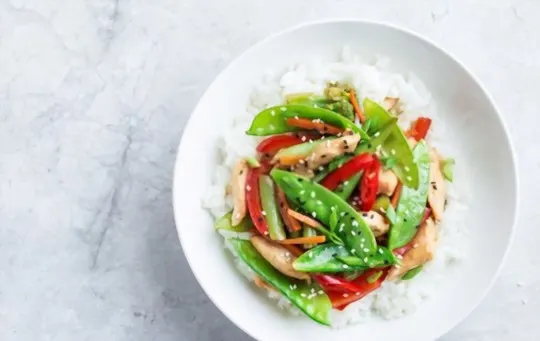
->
(229, 239), (332, 325)
(270, 169), (377, 257)
(246, 104), (369, 139)
(334, 173), (361, 201)
(388, 141), (431, 249)
(363, 98), (419, 188)
(259, 175), (286, 240)
(401, 265), (424, 280)
(293, 244), (397, 273)
(288, 94), (355, 121)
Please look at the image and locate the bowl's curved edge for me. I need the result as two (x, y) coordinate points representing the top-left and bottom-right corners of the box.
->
(172, 18), (519, 341)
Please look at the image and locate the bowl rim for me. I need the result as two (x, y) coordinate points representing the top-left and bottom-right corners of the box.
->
(173, 18), (519, 341)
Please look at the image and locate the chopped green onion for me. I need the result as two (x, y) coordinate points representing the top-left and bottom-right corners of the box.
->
(215, 211), (252, 232)
(441, 158), (455, 182)
(401, 265), (424, 280)
(367, 270), (383, 284)
(245, 157), (260, 168)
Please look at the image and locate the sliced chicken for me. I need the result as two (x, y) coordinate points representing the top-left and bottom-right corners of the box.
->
(377, 169), (398, 196)
(231, 159), (248, 225)
(427, 146), (446, 221)
(293, 134), (361, 177)
(250, 236), (310, 281)
(407, 136), (417, 149)
(383, 97), (403, 115)
(387, 218), (438, 280)
(361, 211), (390, 237)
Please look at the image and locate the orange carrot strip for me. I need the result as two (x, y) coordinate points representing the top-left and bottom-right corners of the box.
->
(276, 188), (302, 233)
(285, 118), (343, 135)
(275, 154), (305, 166)
(349, 89), (366, 123)
(391, 182), (403, 208)
(278, 235), (326, 245)
(282, 244), (304, 257)
(254, 276), (275, 291)
(287, 209), (322, 228)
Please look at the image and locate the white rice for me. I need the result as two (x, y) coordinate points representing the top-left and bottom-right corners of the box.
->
(202, 47), (471, 326)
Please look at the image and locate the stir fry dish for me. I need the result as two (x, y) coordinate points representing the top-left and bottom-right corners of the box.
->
(214, 84), (454, 326)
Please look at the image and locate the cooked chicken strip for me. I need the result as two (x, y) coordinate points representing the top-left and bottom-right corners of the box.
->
(377, 169), (398, 196)
(231, 159), (248, 226)
(427, 146), (446, 221)
(361, 211), (390, 238)
(387, 218), (438, 280)
(293, 134), (361, 177)
(250, 236), (310, 281)
(383, 97), (403, 115)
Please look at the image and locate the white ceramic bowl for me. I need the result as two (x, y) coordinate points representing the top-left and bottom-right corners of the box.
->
(173, 20), (518, 341)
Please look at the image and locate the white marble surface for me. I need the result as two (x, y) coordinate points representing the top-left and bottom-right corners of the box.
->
(0, 0), (537, 340)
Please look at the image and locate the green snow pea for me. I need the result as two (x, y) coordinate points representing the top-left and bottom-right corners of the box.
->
(229, 239), (332, 325)
(270, 169), (377, 257)
(287, 94), (355, 121)
(294, 244), (397, 273)
(372, 195), (391, 212)
(246, 104), (369, 139)
(302, 225), (318, 249)
(214, 211), (253, 232)
(401, 265), (424, 280)
(259, 175), (286, 241)
(334, 173), (361, 201)
(388, 141), (431, 249)
(363, 98), (419, 188)
(273, 139), (329, 160)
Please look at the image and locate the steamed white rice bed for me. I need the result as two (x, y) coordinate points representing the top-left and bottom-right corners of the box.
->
(203, 47), (471, 327)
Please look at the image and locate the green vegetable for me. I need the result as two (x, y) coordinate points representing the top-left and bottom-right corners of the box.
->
(363, 98), (419, 188)
(385, 205), (397, 225)
(294, 244), (397, 273)
(388, 141), (431, 249)
(246, 104), (368, 139)
(214, 211), (253, 232)
(334, 173), (361, 201)
(380, 154), (398, 170)
(442, 158), (455, 182)
(287, 93), (354, 121)
(271, 169), (377, 257)
(259, 175), (286, 241)
(344, 270), (364, 281)
(302, 225), (318, 249)
(401, 265), (424, 280)
(229, 239), (332, 325)
(373, 195), (391, 212)
(367, 270), (384, 284)
(329, 208), (339, 231)
(245, 157), (260, 168)
(273, 139), (327, 160)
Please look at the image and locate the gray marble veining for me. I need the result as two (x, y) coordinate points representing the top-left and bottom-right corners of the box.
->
(0, 0), (538, 340)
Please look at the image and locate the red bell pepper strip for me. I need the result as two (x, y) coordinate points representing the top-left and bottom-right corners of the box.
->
(407, 117), (432, 141)
(256, 134), (305, 155)
(285, 117), (343, 135)
(328, 269), (387, 310)
(245, 168), (268, 235)
(360, 157), (381, 211)
(313, 275), (364, 294)
(320, 153), (374, 190)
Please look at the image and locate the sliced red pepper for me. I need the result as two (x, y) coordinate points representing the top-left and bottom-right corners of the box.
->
(313, 275), (364, 294)
(256, 134), (305, 155)
(276, 187), (302, 233)
(245, 168), (268, 235)
(320, 153), (374, 191)
(285, 118), (343, 135)
(328, 270), (387, 310)
(407, 117), (432, 141)
(360, 157), (381, 211)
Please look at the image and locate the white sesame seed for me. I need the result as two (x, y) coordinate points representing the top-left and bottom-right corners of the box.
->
(318, 290), (324, 295)
(339, 226), (344, 232)
(351, 231), (356, 236)
(397, 255), (403, 260)
(378, 249), (384, 254)
(294, 115), (299, 119)
(404, 166), (410, 172)
(413, 243), (419, 248)
(343, 293), (349, 298)
(271, 110), (276, 116)
(300, 190), (305, 195)
(343, 181), (349, 186)
(269, 124), (275, 131)
(313, 104), (319, 108)
(318, 166), (324, 171)
(406, 176), (412, 181)
(351, 249), (356, 254)
(340, 212), (346, 217)
(321, 136), (326, 139)
(310, 191), (316, 198)
(352, 220), (359, 227)
(301, 293), (307, 298)
(280, 107), (287, 111)
(364, 257), (368, 262)
(289, 285), (294, 290)
(301, 136), (307, 142)
(391, 149), (396, 155)
(355, 292), (360, 296)
(309, 252), (313, 258)
(374, 132), (380, 137)
(360, 238), (365, 242)
(316, 200), (323, 205)
(246, 185), (251, 191)
(311, 212), (317, 218)
(363, 248), (369, 253)
(309, 140), (314, 144)
(342, 264), (349, 269)
(261, 211), (266, 216)
(311, 288), (316, 294)
(264, 231), (269, 235)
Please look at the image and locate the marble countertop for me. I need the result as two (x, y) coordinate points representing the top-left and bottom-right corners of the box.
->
(1, 0), (538, 340)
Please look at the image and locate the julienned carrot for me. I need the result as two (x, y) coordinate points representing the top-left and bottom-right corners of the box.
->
(391, 182), (403, 208)
(285, 118), (343, 135)
(349, 89), (366, 123)
(287, 209), (322, 228)
(276, 187), (302, 233)
(276, 154), (305, 166)
(254, 276), (275, 291)
(282, 244), (303, 257)
(278, 235), (326, 245)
